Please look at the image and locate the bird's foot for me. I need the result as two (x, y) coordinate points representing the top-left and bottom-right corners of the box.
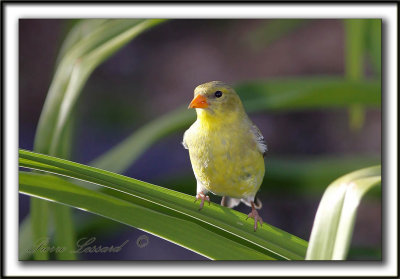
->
(246, 202), (263, 231)
(194, 191), (210, 210)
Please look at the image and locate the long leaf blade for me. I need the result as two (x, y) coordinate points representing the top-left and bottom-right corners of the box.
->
(19, 149), (308, 260)
(20, 172), (273, 260)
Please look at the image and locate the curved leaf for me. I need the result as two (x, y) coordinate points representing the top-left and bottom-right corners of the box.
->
(19, 149), (308, 260)
(305, 165), (381, 260)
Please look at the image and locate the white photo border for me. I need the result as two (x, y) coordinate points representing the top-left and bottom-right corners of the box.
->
(4, 2), (398, 277)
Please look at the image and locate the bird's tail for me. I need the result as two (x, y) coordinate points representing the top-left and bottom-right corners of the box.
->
(221, 196), (241, 208)
(221, 195), (262, 209)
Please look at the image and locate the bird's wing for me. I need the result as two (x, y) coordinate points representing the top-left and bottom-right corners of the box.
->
(250, 124), (268, 157)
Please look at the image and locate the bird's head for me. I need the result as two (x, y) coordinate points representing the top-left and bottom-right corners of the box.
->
(188, 81), (245, 118)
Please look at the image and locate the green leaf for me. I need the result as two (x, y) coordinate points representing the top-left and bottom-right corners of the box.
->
(366, 19), (381, 75)
(29, 198), (50, 260)
(344, 19), (366, 81)
(237, 77), (380, 112)
(19, 154), (379, 261)
(35, 19), (167, 155)
(56, 19), (109, 63)
(305, 165), (381, 260)
(344, 19), (369, 131)
(19, 149), (308, 260)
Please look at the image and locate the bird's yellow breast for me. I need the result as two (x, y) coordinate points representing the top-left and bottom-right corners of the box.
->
(185, 113), (265, 198)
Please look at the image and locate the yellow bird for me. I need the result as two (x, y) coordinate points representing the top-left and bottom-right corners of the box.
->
(183, 81), (267, 231)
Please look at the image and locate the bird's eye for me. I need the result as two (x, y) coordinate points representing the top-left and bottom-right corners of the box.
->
(214, 91), (223, 98)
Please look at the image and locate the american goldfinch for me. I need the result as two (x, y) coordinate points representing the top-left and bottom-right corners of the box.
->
(182, 81), (267, 231)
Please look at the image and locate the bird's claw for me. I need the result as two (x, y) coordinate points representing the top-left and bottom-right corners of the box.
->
(194, 191), (210, 210)
(246, 208), (263, 232)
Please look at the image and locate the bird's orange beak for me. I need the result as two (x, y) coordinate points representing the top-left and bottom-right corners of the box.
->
(188, 94), (208, 109)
